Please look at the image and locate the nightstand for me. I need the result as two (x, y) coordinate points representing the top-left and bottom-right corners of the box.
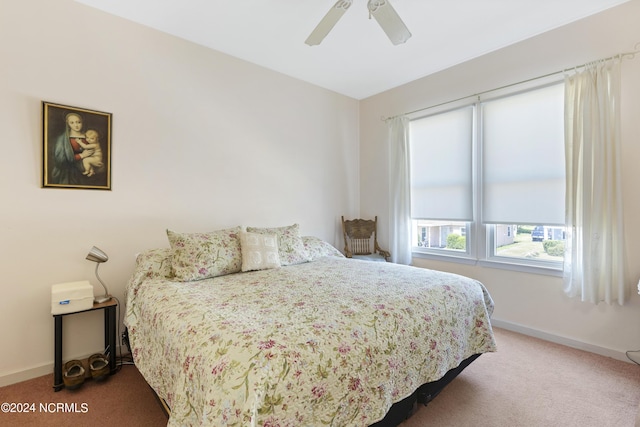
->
(53, 299), (117, 391)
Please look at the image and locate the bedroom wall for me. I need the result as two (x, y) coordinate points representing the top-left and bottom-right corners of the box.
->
(360, 0), (640, 361)
(0, 0), (359, 384)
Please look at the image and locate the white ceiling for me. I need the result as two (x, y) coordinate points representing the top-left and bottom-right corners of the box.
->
(74, 0), (629, 99)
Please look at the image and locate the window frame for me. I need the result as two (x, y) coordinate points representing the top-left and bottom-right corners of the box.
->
(409, 98), (478, 263)
(411, 220), (475, 261)
(409, 81), (566, 275)
(481, 224), (564, 276)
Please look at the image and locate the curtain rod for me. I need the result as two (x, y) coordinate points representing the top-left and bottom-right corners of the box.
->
(382, 43), (640, 122)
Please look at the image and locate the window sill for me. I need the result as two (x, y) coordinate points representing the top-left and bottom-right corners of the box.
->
(412, 250), (563, 277)
(478, 259), (563, 277)
(411, 250), (477, 266)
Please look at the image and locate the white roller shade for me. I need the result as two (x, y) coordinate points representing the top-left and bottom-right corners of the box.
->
(409, 106), (474, 221)
(482, 84), (565, 225)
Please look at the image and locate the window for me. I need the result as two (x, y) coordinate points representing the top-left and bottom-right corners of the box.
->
(492, 224), (566, 264)
(481, 84), (565, 226)
(409, 105), (474, 257)
(409, 83), (566, 271)
(413, 220), (468, 252)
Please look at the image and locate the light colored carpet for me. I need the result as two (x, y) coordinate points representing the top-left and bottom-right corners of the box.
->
(402, 327), (640, 427)
(0, 364), (167, 426)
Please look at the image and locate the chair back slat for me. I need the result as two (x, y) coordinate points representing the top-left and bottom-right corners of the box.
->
(351, 238), (371, 255)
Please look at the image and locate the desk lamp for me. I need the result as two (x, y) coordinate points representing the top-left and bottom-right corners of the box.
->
(86, 246), (111, 303)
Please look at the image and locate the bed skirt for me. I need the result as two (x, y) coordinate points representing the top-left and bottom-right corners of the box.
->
(370, 353), (481, 426)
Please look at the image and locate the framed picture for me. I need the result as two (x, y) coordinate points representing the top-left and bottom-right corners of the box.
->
(42, 101), (112, 190)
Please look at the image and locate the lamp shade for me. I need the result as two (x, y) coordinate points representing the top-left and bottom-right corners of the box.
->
(85, 246), (111, 303)
(86, 246), (108, 263)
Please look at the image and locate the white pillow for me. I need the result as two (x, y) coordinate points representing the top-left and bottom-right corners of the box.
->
(246, 223), (311, 266)
(240, 231), (281, 272)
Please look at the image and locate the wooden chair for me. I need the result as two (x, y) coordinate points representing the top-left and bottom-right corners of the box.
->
(341, 216), (391, 262)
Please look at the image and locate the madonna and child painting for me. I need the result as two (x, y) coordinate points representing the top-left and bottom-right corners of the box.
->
(43, 102), (111, 190)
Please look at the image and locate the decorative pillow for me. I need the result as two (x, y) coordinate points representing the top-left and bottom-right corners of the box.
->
(131, 248), (173, 283)
(166, 227), (242, 281)
(239, 231), (281, 272)
(245, 223), (311, 266)
(302, 236), (345, 261)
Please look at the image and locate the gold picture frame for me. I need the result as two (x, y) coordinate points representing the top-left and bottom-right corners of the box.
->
(42, 101), (112, 190)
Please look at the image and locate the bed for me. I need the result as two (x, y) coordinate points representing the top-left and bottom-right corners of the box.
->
(124, 225), (496, 426)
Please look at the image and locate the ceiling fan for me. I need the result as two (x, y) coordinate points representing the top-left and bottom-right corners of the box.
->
(305, 0), (412, 46)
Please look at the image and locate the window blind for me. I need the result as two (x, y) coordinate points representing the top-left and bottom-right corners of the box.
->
(481, 84), (565, 225)
(409, 106), (474, 221)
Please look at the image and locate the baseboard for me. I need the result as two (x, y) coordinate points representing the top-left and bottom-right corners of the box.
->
(0, 363), (54, 388)
(0, 345), (125, 388)
(491, 318), (632, 363)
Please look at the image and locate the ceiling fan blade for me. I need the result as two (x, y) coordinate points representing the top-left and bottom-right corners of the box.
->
(305, 0), (353, 46)
(367, 0), (412, 45)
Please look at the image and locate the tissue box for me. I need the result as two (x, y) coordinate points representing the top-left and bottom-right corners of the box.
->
(51, 281), (94, 314)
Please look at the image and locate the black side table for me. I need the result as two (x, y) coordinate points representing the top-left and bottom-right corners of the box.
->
(53, 299), (117, 391)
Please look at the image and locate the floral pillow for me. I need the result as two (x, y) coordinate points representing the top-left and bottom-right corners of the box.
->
(245, 223), (311, 266)
(166, 227), (242, 281)
(130, 248), (173, 283)
(239, 231), (281, 272)
(302, 236), (345, 261)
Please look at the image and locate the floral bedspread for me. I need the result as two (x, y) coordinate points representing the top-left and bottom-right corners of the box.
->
(125, 250), (496, 427)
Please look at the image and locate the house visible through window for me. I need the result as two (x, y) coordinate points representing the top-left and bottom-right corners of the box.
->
(409, 82), (566, 271)
(413, 220), (468, 252)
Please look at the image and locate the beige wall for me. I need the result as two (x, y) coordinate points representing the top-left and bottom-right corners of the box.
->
(0, 0), (359, 384)
(360, 0), (640, 360)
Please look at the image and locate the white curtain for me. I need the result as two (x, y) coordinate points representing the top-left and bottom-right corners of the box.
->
(563, 58), (627, 305)
(388, 116), (412, 265)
